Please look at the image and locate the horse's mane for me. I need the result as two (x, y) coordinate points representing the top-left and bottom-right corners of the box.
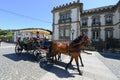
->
(71, 35), (83, 44)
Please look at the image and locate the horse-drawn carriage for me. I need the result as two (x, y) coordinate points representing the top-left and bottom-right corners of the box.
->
(15, 37), (52, 60)
(15, 34), (91, 75)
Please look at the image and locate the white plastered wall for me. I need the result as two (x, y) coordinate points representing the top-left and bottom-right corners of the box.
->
(71, 8), (77, 22)
(71, 23), (78, 40)
(54, 12), (59, 24)
(53, 25), (59, 40)
(100, 27), (105, 41)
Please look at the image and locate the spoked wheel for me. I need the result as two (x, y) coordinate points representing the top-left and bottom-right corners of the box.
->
(15, 44), (22, 54)
(33, 49), (41, 60)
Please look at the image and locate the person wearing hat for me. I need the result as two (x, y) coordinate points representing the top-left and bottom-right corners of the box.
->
(36, 32), (41, 47)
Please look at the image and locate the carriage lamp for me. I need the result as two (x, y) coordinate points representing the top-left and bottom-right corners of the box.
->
(71, 29), (75, 40)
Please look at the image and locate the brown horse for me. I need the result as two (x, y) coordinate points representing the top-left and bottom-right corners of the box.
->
(49, 35), (90, 75)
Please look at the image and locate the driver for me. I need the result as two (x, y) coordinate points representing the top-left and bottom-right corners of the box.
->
(36, 32), (41, 47)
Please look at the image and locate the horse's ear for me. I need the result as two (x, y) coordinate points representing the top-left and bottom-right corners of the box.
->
(81, 32), (86, 36)
(82, 33), (85, 37)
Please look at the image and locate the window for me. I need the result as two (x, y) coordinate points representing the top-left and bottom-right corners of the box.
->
(82, 18), (88, 26)
(59, 11), (71, 23)
(92, 31), (100, 41)
(105, 14), (113, 25)
(92, 16), (100, 27)
(65, 29), (69, 37)
(59, 26), (70, 40)
(60, 29), (64, 37)
(66, 12), (70, 19)
(105, 30), (113, 39)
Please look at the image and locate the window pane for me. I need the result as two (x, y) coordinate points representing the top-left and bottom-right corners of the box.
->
(60, 29), (64, 37)
(65, 29), (69, 36)
(66, 12), (70, 19)
(93, 32), (95, 39)
(96, 32), (99, 39)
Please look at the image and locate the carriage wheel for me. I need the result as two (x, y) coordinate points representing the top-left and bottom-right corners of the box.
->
(33, 49), (41, 60)
(15, 44), (22, 54)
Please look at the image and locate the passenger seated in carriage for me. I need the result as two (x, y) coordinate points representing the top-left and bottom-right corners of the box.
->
(17, 37), (33, 50)
(43, 37), (48, 48)
(35, 32), (41, 47)
(21, 37), (27, 50)
(16, 37), (21, 44)
(16, 37), (23, 49)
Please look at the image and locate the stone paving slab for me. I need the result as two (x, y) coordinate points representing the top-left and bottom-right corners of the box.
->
(40, 51), (118, 80)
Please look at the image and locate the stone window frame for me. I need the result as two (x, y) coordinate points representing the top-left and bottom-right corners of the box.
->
(104, 14), (113, 25)
(92, 15), (101, 27)
(81, 17), (88, 27)
(92, 28), (101, 41)
(59, 25), (70, 40)
(59, 10), (71, 23)
(105, 28), (114, 39)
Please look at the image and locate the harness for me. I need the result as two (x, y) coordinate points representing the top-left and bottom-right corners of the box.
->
(67, 35), (84, 54)
(71, 35), (83, 47)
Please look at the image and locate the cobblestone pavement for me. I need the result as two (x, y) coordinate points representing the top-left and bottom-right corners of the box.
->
(95, 52), (120, 79)
(0, 42), (52, 80)
(0, 42), (119, 80)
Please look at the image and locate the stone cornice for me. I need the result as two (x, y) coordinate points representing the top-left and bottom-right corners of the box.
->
(81, 0), (120, 16)
(53, 21), (80, 25)
(52, 0), (83, 13)
(105, 27), (114, 30)
(82, 5), (116, 16)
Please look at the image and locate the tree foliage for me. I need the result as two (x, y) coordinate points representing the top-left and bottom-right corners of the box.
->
(0, 30), (13, 38)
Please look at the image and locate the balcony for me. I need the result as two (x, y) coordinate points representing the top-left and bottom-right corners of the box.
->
(105, 21), (113, 26)
(58, 18), (71, 24)
(92, 22), (101, 27)
(82, 23), (88, 27)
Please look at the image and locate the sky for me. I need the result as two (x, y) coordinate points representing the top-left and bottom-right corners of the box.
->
(0, 0), (119, 31)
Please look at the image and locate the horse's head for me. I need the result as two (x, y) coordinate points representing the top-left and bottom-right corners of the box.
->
(81, 35), (91, 46)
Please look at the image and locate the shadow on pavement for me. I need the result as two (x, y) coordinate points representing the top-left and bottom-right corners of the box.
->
(39, 60), (75, 78)
(100, 52), (120, 60)
(3, 53), (38, 62)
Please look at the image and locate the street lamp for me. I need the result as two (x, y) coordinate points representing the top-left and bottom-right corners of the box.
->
(71, 29), (75, 40)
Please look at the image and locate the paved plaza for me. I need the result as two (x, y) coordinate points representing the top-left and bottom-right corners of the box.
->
(40, 51), (118, 80)
(0, 42), (119, 80)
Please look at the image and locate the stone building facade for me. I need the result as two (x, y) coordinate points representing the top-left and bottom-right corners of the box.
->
(52, 0), (120, 42)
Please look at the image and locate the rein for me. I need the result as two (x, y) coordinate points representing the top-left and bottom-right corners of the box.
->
(67, 36), (86, 54)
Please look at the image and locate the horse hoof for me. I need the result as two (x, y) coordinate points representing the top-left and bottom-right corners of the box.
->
(79, 72), (83, 75)
(81, 65), (84, 67)
(65, 67), (68, 70)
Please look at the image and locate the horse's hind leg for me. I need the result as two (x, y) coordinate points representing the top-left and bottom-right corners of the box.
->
(58, 53), (61, 61)
(75, 57), (82, 75)
(79, 54), (84, 67)
(65, 57), (73, 70)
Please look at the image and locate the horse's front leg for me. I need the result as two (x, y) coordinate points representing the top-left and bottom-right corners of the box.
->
(65, 57), (73, 70)
(75, 57), (82, 75)
(79, 54), (84, 67)
(58, 53), (61, 61)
